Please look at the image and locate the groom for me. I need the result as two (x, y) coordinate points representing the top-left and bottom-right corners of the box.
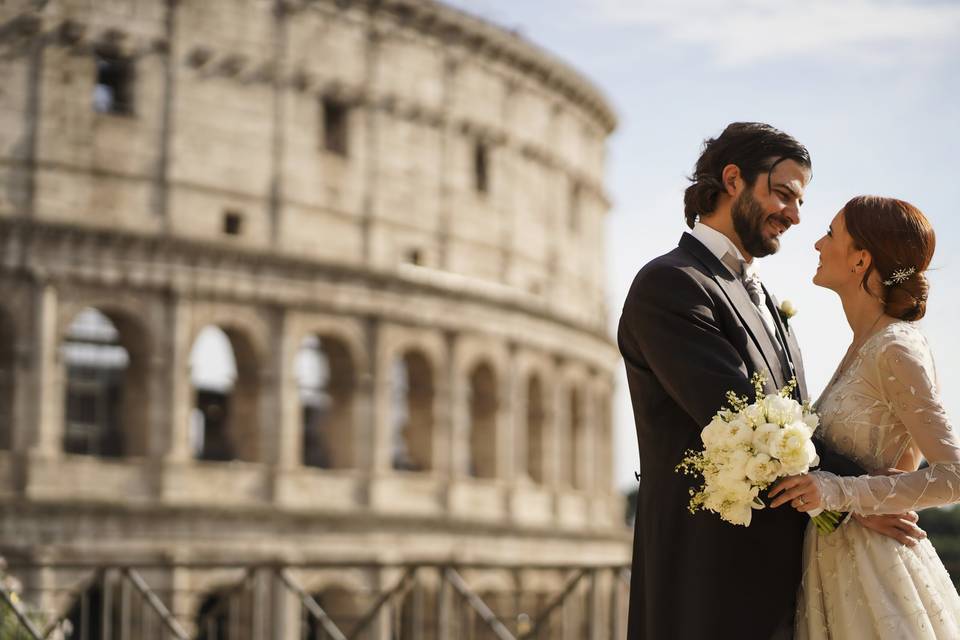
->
(618, 122), (926, 639)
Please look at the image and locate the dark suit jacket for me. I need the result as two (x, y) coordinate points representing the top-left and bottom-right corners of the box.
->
(618, 233), (862, 640)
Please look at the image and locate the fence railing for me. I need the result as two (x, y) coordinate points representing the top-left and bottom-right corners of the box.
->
(0, 561), (631, 640)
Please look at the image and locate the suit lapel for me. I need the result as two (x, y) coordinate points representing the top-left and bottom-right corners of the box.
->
(765, 289), (808, 400)
(679, 234), (787, 390)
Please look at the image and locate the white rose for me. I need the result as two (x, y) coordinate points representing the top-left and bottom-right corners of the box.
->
(752, 423), (781, 455)
(701, 415), (728, 448)
(765, 394), (803, 426)
(802, 412), (820, 435)
(717, 476), (757, 502)
(743, 402), (767, 426)
(718, 447), (751, 480)
(724, 416), (755, 447)
(772, 424), (818, 474)
(720, 500), (755, 527)
(745, 453), (782, 485)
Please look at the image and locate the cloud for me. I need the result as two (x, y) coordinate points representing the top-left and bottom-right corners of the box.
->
(589, 0), (960, 67)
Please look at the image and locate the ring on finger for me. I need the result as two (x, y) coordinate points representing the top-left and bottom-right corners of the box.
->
(798, 496), (805, 506)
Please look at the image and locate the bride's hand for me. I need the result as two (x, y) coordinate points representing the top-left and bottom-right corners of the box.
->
(768, 473), (823, 512)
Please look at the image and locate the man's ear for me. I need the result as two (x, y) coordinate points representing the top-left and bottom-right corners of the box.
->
(721, 164), (742, 197)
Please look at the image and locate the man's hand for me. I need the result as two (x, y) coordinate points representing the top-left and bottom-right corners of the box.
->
(854, 511), (926, 547)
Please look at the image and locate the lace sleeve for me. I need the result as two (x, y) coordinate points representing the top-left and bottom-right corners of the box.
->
(814, 337), (960, 515)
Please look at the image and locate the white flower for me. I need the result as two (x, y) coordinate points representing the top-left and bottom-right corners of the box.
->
(714, 448), (751, 480)
(802, 412), (820, 434)
(771, 423), (819, 474)
(721, 501), (754, 526)
(743, 401), (768, 426)
(745, 453), (782, 484)
(701, 415), (729, 449)
(765, 394), (803, 426)
(724, 416), (755, 447)
(752, 423), (781, 455)
(779, 299), (798, 318)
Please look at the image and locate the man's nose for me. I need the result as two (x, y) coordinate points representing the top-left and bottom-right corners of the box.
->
(783, 203), (801, 226)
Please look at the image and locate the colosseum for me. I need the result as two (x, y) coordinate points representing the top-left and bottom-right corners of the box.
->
(0, 0), (628, 637)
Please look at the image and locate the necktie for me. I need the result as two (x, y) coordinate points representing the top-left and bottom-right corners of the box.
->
(742, 271), (765, 309)
(721, 251), (792, 376)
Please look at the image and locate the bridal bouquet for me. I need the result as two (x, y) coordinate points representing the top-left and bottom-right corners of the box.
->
(676, 373), (842, 533)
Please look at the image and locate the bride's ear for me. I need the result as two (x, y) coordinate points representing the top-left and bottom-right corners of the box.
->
(853, 249), (873, 275)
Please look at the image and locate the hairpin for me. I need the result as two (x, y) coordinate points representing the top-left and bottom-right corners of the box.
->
(883, 267), (916, 286)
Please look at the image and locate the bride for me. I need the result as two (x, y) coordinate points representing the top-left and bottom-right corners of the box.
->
(768, 195), (960, 638)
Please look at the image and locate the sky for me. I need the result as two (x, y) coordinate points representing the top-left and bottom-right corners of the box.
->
(444, 0), (960, 491)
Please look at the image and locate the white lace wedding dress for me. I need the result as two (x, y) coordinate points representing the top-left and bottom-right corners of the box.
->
(796, 321), (960, 639)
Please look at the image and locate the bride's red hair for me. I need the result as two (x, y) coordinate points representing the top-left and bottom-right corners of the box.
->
(843, 196), (935, 321)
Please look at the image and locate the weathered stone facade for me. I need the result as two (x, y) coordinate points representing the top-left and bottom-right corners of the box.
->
(0, 0), (626, 636)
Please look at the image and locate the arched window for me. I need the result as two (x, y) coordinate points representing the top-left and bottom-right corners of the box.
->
(392, 350), (434, 472)
(296, 335), (355, 469)
(65, 579), (128, 639)
(189, 325), (260, 462)
(526, 375), (546, 484)
(196, 585), (253, 640)
(467, 362), (497, 479)
(62, 308), (148, 457)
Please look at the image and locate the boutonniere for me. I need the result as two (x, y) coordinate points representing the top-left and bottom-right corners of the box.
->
(778, 300), (798, 328)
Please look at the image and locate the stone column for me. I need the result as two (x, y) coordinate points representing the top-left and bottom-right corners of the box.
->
(548, 358), (567, 490)
(368, 317), (392, 474)
(275, 313), (300, 472)
(446, 331), (468, 479)
(498, 343), (519, 483)
(578, 380), (596, 494)
(164, 295), (193, 463)
(31, 281), (62, 458)
(431, 336), (453, 477)
(512, 362), (529, 483)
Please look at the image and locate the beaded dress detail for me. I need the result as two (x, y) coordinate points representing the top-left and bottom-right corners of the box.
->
(796, 322), (960, 639)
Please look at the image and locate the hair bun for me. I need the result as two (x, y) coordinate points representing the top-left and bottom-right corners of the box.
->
(885, 271), (929, 321)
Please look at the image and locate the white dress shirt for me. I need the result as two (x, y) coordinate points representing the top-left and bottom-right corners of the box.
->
(688, 223), (781, 341)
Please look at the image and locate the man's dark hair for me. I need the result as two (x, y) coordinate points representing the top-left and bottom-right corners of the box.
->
(683, 122), (811, 229)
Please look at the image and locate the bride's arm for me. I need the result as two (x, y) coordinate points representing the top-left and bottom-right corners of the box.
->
(811, 339), (960, 515)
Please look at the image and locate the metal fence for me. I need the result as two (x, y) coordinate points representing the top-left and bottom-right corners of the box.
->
(0, 561), (631, 640)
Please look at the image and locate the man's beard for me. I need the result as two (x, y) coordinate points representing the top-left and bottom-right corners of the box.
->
(731, 188), (787, 258)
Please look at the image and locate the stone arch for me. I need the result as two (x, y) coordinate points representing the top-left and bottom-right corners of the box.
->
(391, 349), (435, 472)
(296, 333), (356, 469)
(189, 323), (262, 463)
(467, 360), (498, 479)
(195, 582), (254, 640)
(60, 306), (150, 457)
(0, 306), (13, 450)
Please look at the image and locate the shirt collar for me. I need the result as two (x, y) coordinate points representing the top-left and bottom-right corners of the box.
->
(690, 222), (757, 277)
